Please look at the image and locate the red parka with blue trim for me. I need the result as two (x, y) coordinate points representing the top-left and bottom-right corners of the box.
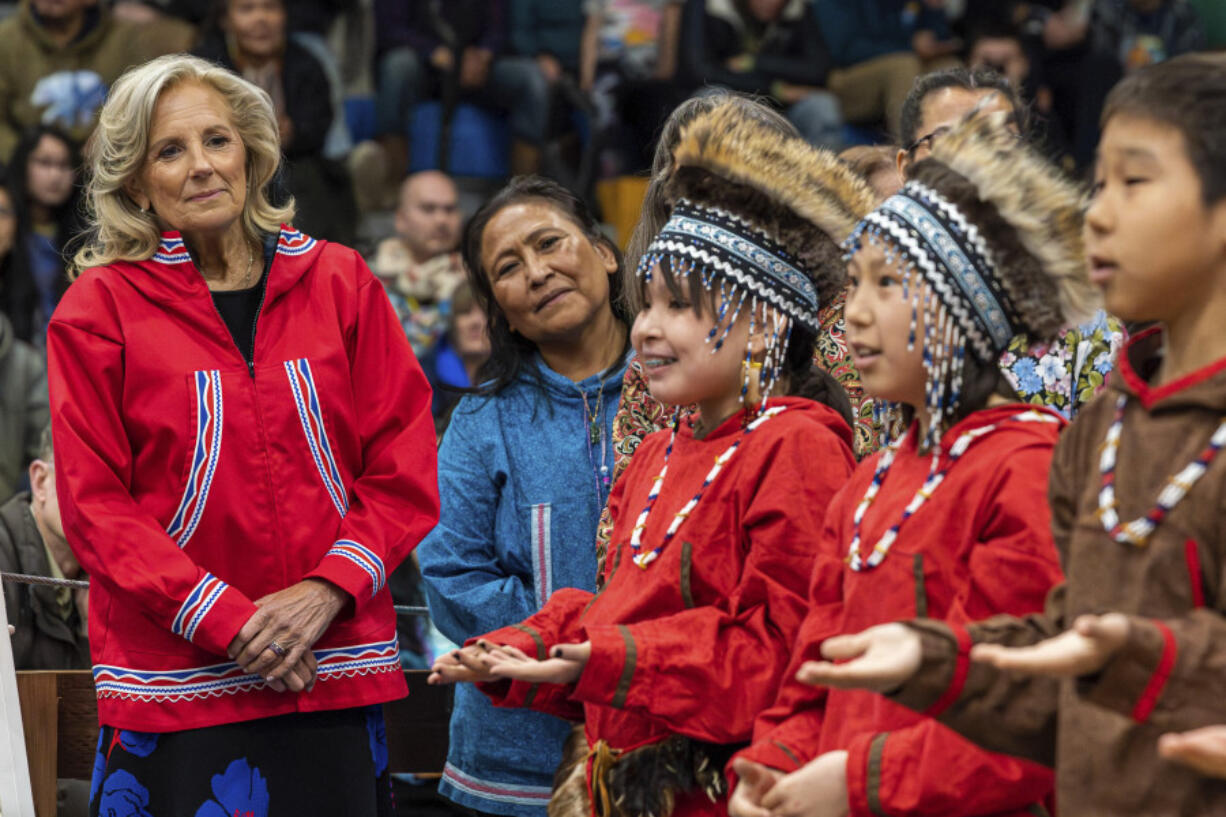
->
(46, 228), (439, 732)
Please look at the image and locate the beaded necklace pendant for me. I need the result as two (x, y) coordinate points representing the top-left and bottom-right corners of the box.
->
(630, 406), (787, 568)
(845, 411), (1059, 571)
(1097, 395), (1226, 546)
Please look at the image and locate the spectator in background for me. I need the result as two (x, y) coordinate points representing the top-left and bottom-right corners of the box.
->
(966, 17), (1072, 164)
(0, 0), (162, 162)
(0, 424), (89, 670)
(0, 168), (36, 343)
(680, 0), (843, 150)
(0, 310), (47, 503)
(420, 282), (491, 432)
(895, 67), (1023, 182)
(8, 126), (83, 349)
(581, 0), (685, 173)
(194, 0), (359, 245)
(507, 0), (588, 182)
(896, 67), (1128, 420)
(372, 170), (466, 358)
(372, 0), (550, 181)
(1039, 0), (1205, 167)
(815, 0), (961, 139)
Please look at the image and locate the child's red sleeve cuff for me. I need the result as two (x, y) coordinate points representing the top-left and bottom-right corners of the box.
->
(573, 624), (636, 708)
(845, 732), (889, 817)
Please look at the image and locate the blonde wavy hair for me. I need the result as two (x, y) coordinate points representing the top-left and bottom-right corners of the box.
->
(71, 53), (294, 276)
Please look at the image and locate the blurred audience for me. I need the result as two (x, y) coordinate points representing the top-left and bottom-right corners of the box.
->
(1038, 0), (1206, 166)
(373, 170), (466, 358)
(0, 168), (34, 343)
(581, 0), (685, 172)
(193, 0), (359, 244)
(680, 0), (843, 149)
(420, 282), (491, 432)
(0, 423), (88, 670)
(372, 0), (549, 179)
(511, 0), (586, 82)
(0, 0), (167, 161)
(8, 125), (83, 349)
(816, 0), (960, 138)
(0, 309), (47, 503)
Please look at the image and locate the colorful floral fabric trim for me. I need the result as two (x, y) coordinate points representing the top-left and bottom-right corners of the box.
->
(1000, 311), (1127, 420)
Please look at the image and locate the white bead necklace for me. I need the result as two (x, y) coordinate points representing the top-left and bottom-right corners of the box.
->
(630, 406), (786, 569)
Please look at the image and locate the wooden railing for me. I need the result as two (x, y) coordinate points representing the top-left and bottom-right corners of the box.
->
(15, 670), (453, 817)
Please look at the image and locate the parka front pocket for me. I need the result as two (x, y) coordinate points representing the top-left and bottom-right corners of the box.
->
(284, 357), (350, 519)
(166, 369), (224, 549)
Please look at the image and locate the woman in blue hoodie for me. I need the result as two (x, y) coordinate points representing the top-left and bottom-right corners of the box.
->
(416, 176), (631, 817)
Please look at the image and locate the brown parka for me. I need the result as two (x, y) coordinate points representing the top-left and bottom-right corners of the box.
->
(888, 328), (1226, 814)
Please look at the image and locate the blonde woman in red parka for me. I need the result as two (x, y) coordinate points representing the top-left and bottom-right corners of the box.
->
(48, 54), (437, 816)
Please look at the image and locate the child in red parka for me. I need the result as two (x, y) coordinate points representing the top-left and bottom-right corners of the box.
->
(791, 53), (1226, 816)
(428, 102), (877, 817)
(727, 112), (1099, 817)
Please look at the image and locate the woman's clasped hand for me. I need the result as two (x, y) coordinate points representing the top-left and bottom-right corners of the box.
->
(226, 578), (348, 692)
(429, 640), (592, 686)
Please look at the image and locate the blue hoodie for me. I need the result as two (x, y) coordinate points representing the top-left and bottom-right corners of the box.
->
(418, 352), (629, 817)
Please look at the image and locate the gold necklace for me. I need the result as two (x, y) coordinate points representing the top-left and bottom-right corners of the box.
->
(197, 243), (255, 289)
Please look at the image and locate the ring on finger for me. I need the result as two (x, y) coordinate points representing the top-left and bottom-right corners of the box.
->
(267, 641), (288, 658)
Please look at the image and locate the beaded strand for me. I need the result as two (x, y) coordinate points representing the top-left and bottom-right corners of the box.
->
(630, 406), (787, 568)
(846, 410), (1060, 571)
(1097, 395), (1226, 546)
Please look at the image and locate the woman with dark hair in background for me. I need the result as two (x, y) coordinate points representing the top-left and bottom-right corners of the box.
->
(8, 126), (84, 348)
(416, 176), (632, 817)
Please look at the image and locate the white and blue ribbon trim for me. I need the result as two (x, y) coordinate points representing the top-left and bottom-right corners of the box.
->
(326, 540), (386, 598)
(94, 638), (400, 701)
(285, 358), (349, 518)
(166, 370), (223, 548)
(171, 573), (228, 644)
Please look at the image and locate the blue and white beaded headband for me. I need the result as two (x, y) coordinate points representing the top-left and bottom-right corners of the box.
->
(843, 182), (1019, 362)
(636, 199), (822, 333)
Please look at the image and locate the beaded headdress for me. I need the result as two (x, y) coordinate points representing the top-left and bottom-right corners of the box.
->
(636, 101), (877, 407)
(843, 112), (1098, 451)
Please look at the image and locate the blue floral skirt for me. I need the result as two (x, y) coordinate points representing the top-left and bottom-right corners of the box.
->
(89, 705), (392, 817)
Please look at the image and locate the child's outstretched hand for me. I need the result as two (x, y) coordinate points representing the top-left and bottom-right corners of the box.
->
(1159, 727), (1226, 778)
(484, 641), (592, 685)
(761, 751), (849, 817)
(728, 759), (783, 817)
(794, 623), (922, 692)
(428, 641), (499, 685)
(971, 613), (1130, 677)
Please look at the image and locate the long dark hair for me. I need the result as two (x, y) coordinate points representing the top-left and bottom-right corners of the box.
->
(10, 126), (86, 280)
(460, 176), (632, 396)
(0, 167), (35, 341)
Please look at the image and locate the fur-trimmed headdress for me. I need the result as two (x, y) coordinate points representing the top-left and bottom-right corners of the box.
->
(843, 111), (1098, 450)
(636, 101), (878, 406)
